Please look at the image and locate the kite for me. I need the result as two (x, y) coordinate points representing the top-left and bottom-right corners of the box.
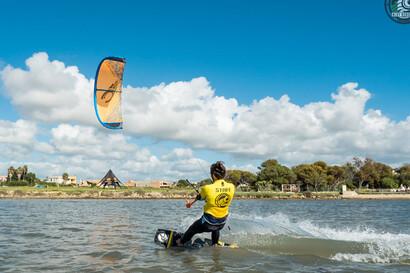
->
(94, 57), (126, 129)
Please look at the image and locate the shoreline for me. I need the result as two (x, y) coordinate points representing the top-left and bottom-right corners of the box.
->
(0, 189), (409, 200)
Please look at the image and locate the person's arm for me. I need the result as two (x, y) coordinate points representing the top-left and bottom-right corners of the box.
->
(185, 192), (202, 208)
(185, 198), (197, 208)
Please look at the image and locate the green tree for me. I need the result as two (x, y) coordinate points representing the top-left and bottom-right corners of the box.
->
(16, 167), (23, 181)
(241, 171), (257, 189)
(11, 171), (18, 181)
(313, 161), (327, 171)
(381, 177), (398, 189)
(310, 162), (328, 191)
(7, 166), (15, 182)
(25, 172), (39, 186)
(198, 178), (212, 187)
(257, 159), (296, 190)
(292, 164), (316, 191)
(354, 158), (394, 189)
(352, 157), (366, 188)
(226, 170), (241, 186)
(62, 172), (69, 182)
(255, 180), (272, 191)
(341, 162), (356, 189)
(327, 165), (347, 190)
(225, 170), (257, 187)
(373, 161), (394, 188)
(292, 162), (328, 192)
(22, 165), (28, 180)
(7, 166), (29, 182)
(176, 179), (190, 188)
(396, 164), (410, 187)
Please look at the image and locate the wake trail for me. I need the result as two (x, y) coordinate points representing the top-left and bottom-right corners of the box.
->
(220, 212), (410, 264)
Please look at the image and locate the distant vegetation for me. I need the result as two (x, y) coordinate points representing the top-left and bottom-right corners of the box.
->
(2, 158), (410, 192)
(185, 158), (410, 192)
(2, 165), (40, 186)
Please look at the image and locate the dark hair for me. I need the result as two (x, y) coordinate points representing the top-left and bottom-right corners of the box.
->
(210, 161), (226, 179)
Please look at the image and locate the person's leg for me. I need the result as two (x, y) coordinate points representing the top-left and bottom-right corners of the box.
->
(210, 223), (225, 245)
(211, 229), (220, 245)
(179, 218), (206, 244)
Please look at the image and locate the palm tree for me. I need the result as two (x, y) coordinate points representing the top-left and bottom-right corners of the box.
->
(16, 167), (23, 181)
(22, 165), (28, 180)
(7, 167), (15, 182)
(62, 173), (69, 185)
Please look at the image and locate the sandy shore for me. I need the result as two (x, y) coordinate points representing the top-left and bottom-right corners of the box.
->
(341, 190), (410, 200)
(342, 193), (410, 200)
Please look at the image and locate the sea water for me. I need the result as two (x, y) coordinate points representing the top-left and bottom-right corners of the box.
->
(0, 199), (409, 272)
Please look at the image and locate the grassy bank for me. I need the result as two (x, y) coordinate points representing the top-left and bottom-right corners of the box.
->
(0, 186), (197, 199)
(0, 186), (343, 199)
(1, 186), (409, 200)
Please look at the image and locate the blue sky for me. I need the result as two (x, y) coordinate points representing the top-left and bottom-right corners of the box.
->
(0, 1), (409, 180)
(1, 1), (409, 117)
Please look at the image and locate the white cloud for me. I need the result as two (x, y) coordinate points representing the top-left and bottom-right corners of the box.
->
(124, 79), (410, 164)
(0, 119), (37, 145)
(1, 52), (410, 168)
(0, 119), (54, 160)
(0, 120), (211, 180)
(161, 148), (193, 160)
(123, 77), (246, 147)
(47, 124), (209, 180)
(50, 124), (137, 160)
(1, 52), (95, 124)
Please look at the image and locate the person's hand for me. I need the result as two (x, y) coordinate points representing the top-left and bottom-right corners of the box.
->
(185, 199), (192, 208)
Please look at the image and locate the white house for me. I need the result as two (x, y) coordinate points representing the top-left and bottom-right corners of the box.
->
(44, 176), (64, 184)
(44, 176), (77, 185)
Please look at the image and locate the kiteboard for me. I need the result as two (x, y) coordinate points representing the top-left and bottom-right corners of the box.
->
(154, 229), (238, 249)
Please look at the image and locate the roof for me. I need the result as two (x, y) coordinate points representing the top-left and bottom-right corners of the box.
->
(98, 169), (123, 186)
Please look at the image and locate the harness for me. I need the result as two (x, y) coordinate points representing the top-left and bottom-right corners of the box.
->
(201, 213), (228, 226)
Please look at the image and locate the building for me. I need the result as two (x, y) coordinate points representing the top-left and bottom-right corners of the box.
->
(79, 180), (91, 187)
(79, 179), (99, 187)
(44, 176), (64, 184)
(281, 184), (300, 193)
(66, 176), (77, 185)
(124, 180), (144, 187)
(44, 175), (77, 185)
(237, 183), (251, 192)
(130, 180), (172, 188)
(149, 180), (171, 188)
(0, 176), (7, 182)
(98, 170), (123, 188)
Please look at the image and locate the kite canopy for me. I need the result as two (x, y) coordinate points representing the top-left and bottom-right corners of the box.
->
(94, 57), (126, 129)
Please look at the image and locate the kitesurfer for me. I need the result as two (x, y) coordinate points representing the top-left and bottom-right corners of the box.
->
(176, 161), (235, 246)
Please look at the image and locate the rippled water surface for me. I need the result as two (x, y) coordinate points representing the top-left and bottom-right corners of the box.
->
(0, 199), (409, 272)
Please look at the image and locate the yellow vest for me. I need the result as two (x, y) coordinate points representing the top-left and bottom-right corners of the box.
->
(200, 179), (235, 218)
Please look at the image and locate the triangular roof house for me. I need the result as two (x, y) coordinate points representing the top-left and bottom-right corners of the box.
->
(98, 169), (123, 188)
